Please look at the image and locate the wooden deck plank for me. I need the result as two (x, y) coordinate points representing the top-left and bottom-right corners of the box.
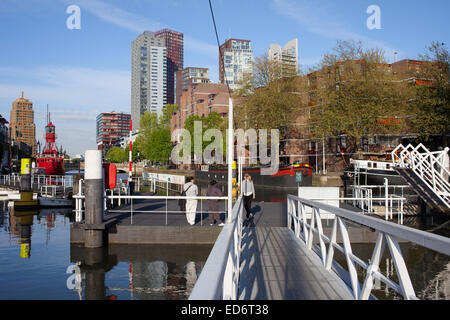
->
(238, 227), (354, 300)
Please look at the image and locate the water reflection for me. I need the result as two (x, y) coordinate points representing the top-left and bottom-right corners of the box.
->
(8, 207), (37, 258)
(332, 240), (450, 300)
(0, 201), (211, 300)
(6, 205), (73, 259)
(69, 245), (209, 300)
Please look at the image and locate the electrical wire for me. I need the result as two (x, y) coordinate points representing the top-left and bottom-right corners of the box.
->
(208, 0), (233, 98)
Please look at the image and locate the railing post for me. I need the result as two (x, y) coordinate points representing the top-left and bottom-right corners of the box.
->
(385, 234), (416, 299)
(337, 217), (360, 299)
(384, 178), (389, 221)
(360, 233), (386, 300)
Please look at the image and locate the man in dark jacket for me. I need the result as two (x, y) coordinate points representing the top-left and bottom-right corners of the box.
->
(206, 180), (224, 226)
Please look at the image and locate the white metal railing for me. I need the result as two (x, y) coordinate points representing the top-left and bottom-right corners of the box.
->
(189, 196), (244, 300)
(392, 143), (450, 210)
(0, 174), (73, 190)
(40, 185), (69, 198)
(287, 194), (450, 300)
(73, 192), (230, 225)
(352, 185), (373, 213)
(350, 179), (408, 223)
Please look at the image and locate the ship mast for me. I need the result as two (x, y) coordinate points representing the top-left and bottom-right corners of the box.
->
(43, 105), (58, 156)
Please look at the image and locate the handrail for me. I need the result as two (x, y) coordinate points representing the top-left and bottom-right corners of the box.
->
(287, 194), (450, 300)
(74, 192), (231, 225)
(391, 144), (450, 210)
(189, 196), (244, 300)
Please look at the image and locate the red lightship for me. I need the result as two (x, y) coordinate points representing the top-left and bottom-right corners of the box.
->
(36, 115), (65, 176)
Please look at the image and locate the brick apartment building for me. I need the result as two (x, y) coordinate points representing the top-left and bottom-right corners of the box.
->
(171, 82), (230, 140)
(282, 59), (436, 173)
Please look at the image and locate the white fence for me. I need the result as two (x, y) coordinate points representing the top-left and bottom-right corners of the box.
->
(189, 196), (244, 300)
(0, 174), (73, 187)
(392, 143), (450, 210)
(287, 194), (450, 300)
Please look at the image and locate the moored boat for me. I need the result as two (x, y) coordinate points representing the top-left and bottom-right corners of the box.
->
(195, 163), (313, 188)
(36, 114), (64, 176)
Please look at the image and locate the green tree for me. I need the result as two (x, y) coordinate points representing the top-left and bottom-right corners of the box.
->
(147, 127), (172, 163)
(139, 112), (159, 136)
(234, 54), (301, 139)
(135, 105), (178, 163)
(160, 104), (178, 128)
(411, 41), (450, 146)
(105, 147), (127, 163)
(183, 111), (226, 158)
(309, 40), (411, 157)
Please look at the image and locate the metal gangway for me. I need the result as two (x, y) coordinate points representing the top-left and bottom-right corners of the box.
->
(189, 195), (450, 300)
(391, 144), (450, 213)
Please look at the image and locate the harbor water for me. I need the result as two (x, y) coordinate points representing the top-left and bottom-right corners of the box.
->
(0, 201), (211, 300)
(0, 189), (449, 300)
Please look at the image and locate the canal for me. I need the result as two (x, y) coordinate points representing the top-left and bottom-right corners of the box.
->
(0, 202), (212, 300)
(1, 191), (449, 300)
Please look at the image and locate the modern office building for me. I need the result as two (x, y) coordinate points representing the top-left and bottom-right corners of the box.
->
(155, 29), (184, 105)
(131, 31), (167, 132)
(219, 38), (253, 90)
(175, 67), (211, 105)
(9, 92), (36, 156)
(268, 38), (299, 78)
(96, 112), (131, 156)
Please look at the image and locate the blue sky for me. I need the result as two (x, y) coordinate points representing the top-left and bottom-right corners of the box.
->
(0, 0), (448, 156)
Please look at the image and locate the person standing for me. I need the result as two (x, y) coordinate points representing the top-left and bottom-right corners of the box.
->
(241, 174), (255, 219)
(184, 176), (198, 225)
(207, 180), (224, 226)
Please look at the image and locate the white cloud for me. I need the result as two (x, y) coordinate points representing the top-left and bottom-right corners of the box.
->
(65, 0), (217, 57)
(271, 0), (403, 61)
(64, 0), (162, 32)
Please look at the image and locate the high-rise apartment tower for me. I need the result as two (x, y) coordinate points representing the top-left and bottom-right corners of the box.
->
(155, 29), (184, 105)
(268, 38), (299, 78)
(131, 31), (167, 132)
(219, 39), (253, 90)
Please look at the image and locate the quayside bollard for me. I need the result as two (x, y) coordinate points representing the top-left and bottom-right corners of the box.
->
(14, 158), (39, 209)
(20, 158), (32, 200)
(84, 150), (104, 248)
